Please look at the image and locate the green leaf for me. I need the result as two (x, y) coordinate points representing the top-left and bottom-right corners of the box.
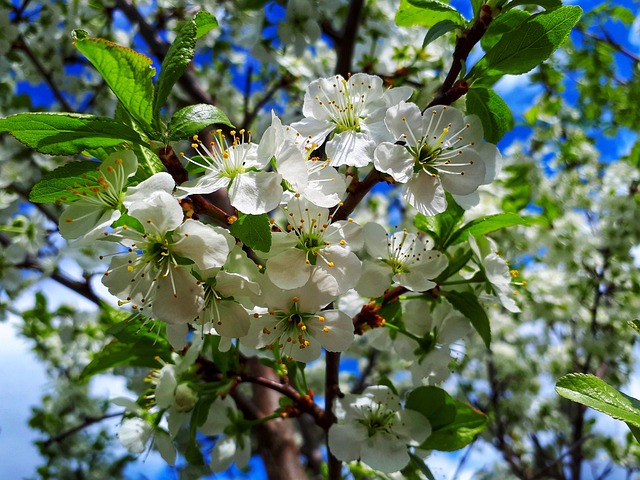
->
(448, 213), (537, 246)
(415, 193), (465, 249)
(628, 423), (640, 443)
(481, 10), (530, 54)
(556, 373), (640, 429)
(504, 0), (562, 11)
(422, 20), (462, 48)
(396, 0), (466, 28)
(446, 290), (491, 349)
(80, 317), (171, 380)
(413, 213), (439, 243)
(0, 112), (145, 155)
(434, 247), (473, 283)
(195, 11), (218, 39)
(466, 87), (514, 144)
(471, 6), (582, 77)
(628, 319), (640, 335)
(406, 386), (488, 451)
(167, 104), (234, 141)
(229, 213), (272, 252)
(29, 160), (101, 204)
(73, 31), (156, 134)
(153, 12), (217, 124)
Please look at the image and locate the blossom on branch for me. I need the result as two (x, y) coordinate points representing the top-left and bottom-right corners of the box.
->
(374, 101), (495, 215)
(292, 73), (412, 167)
(356, 222), (448, 297)
(328, 385), (431, 473)
(265, 195), (363, 295)
(177, 130), (283, 214)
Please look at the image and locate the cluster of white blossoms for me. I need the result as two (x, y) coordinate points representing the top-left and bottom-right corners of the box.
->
(50, 72), (503, 473)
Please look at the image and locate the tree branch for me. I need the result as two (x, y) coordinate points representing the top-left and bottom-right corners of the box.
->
(427, 4), (496, 108)
(42, 411), (124, 447)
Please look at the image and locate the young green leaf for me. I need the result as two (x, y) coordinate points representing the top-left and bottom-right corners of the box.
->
(556, 373), (640, 429)
(480, 9), (530, 52)
(0, 112), (145, 155)
(229, 213), (272, 252)
(466, 87), (514, 144)
(628, 319), (640, 334)
(396, 0), (465, 28)
(448, 212), (536, 246)
(73, 30), (156, 135)
(422, 19), (462, 48)
(471, 6), (582, 77)
(406, 386), (488, 451)
(195, 11), (219, 38)
(29, 160), (101, 204)
(446, 290), (491, 349)
(153, 12), (218, 126)
(167, 104), (234, 141)
(504, 0), (562, 11)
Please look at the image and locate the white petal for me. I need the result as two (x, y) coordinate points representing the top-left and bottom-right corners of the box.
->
(303, 166), (346, 208)
(229, 170), (283, 214)
(59, 203), (119, 240)
(124, 172), (175, 207)
(128, 191), (183, 234)
(290, 116), (334, 146)
(438, 150), (486, 196)
(324, 220), (364, 250)
(326, 130), (375, 167)
(173, 220), (233, 272)
(361, 432), (410, 473)
(317, 247), (362, 295)
(211, 436), (237, 472)
(355, 261), (393, 298)
(200, 397), (234, 436)
(118, 417), (152, 454)
(306, 309), (354, 352)
(403, 173), (447, 216)
(276, 144), (309, 191)
(209, 300), (251, 338)
(266, 249), (311, 290)
(328, 423), (367, 462)
(155, 365), (177, 409)
(154, 430), (177, 466)
(175, 173), (230, 197)
(373, 142), (414, 183)
(395, 409), (431, 445)
(166, 323), (189, 350)
(385, 101), (425, 140)
(152, 267), (205, 325)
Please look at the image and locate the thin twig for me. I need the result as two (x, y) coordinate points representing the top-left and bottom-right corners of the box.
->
(42, 411), (125, 447)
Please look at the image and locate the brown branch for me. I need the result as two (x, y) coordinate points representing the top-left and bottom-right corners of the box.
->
(2, 232), (103, 306)
(242, 74), (296, 128)
(334, 0), (366, 77)
(333, 168), (383, 222)
(427, 4), (496, 108)
(42, 411), (124, 447)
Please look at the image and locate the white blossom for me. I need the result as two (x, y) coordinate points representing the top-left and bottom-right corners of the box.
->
(177, 130), (283, 214)
(102, 191), (234, 325)
(58, 150), (137, 240)
(374, 102), (493, 215)
(292, 73), (412, 167)
(328, 385), (431, 473)
(243, 274), (354, 362)
(356, 223), (448, 297)
(265, 196), (363, 295)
